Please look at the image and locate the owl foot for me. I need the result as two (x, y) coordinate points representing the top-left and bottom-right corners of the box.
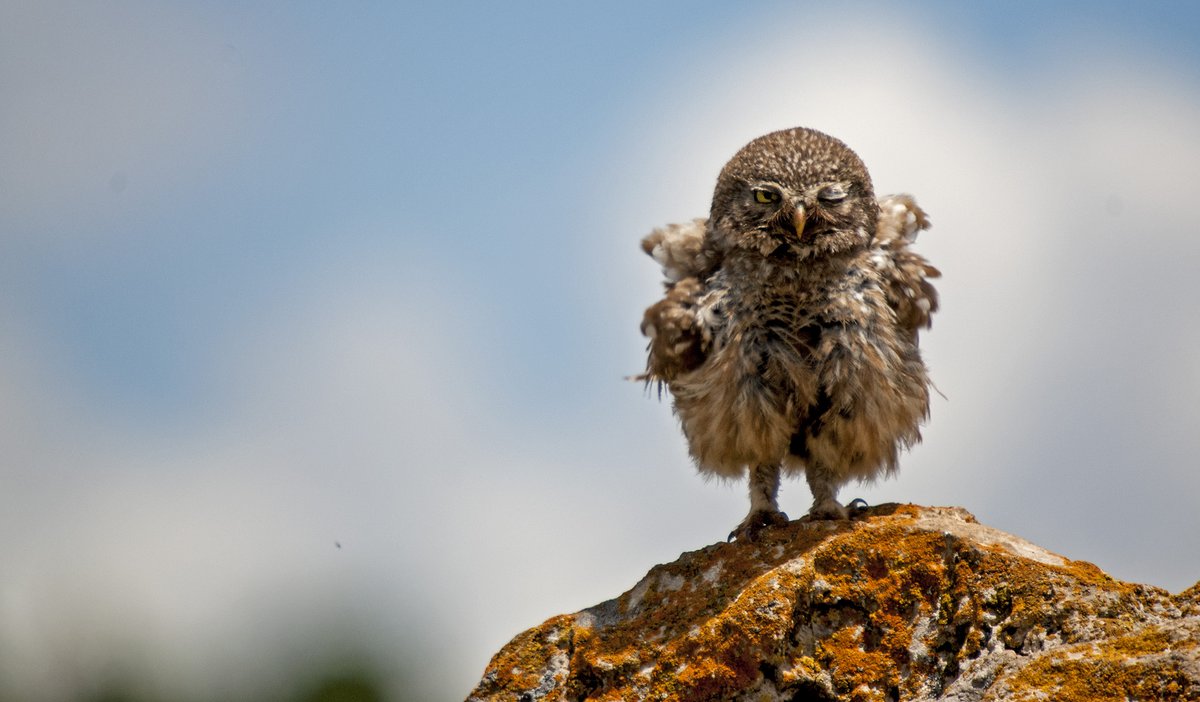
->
(728, 509), (790, 542)
(803, 498), (849, 521)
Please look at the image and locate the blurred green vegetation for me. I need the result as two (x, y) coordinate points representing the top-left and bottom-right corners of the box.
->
(5, 658), (422, 702)
(289, 669), (387, 702)
(0, 593), (450, 701)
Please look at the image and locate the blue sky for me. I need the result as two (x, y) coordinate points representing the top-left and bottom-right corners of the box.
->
(3, 2), (1200, 699)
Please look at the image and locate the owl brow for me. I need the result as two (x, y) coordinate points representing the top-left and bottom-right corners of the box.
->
(815, 180), (854, 194)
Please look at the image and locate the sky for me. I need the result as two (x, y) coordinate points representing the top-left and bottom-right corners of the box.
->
(3, 1), (1200, 700)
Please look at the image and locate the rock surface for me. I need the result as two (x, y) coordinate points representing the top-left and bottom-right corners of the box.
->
(466, 505), (1200, 701)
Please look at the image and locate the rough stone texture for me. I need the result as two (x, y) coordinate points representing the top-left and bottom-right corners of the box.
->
(466, 505), (1200, 701)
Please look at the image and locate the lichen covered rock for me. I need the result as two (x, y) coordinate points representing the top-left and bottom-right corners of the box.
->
(466, 505), (1200, 701)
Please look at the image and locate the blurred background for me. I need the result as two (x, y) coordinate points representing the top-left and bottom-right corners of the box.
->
(3, 1), (1200, 700)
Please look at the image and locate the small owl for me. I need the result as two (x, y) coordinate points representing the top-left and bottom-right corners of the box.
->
(639, 127), (939, 539)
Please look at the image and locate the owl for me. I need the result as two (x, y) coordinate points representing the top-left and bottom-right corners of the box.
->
(639, 127), (939, 539)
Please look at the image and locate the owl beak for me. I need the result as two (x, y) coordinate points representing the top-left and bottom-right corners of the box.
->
(791, 206), (808, 240)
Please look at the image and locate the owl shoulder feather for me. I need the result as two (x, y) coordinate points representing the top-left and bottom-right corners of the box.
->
(872, 194), (940, 335)
(640, 218), (717, 283)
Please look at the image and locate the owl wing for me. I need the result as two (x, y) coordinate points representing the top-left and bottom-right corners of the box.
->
(872, 194), (940, 337)
(637, 218), (719, 387)
(638, 277), (710, 387)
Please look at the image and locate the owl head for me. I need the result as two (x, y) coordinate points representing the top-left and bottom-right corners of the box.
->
(708, 127), (878, 259)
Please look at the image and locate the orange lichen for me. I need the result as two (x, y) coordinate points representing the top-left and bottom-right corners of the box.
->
(472, 614), (575, 699)
(1000, 627), (1199, 701)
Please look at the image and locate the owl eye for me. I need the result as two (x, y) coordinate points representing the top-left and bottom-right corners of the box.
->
(817, 185), (848, 205)
(753, 189), (780, 204)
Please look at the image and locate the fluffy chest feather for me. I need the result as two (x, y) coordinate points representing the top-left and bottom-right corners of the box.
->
(698, 250), (891, 394)
(665, 249), (906, 473)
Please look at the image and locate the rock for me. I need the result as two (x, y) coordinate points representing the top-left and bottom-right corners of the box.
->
(466, 505), (1200, 701)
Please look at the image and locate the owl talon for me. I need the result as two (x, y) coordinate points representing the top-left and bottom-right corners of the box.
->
(847, 498), (870, 518)
(728, 509), (790, 542)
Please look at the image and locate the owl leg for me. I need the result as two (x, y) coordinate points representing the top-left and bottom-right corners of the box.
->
(804, 461), (849, 520)
(728, 463), (789, 541)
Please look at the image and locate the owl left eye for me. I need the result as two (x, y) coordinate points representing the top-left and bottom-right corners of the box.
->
(817, 185), (848, 204)
(753, 189), (780, 204)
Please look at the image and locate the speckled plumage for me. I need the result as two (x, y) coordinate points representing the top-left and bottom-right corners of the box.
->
(639, 127), (939, 538)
